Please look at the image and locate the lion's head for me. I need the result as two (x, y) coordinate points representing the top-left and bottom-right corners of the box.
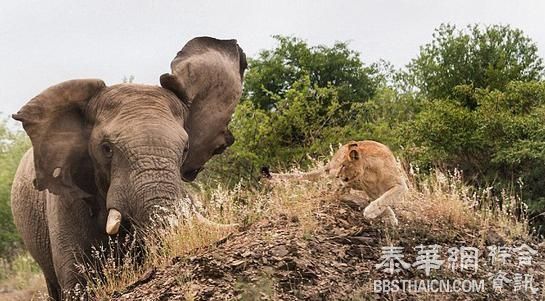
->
(336, 143), (363, 183)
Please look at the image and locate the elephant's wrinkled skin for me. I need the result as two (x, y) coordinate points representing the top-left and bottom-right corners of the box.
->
(10, 37), (246, 300)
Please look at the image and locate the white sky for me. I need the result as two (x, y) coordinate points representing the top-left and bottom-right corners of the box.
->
(1, 0), (545, 119)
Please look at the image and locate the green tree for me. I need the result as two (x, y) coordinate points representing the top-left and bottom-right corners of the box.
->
(0, 120), (30, 255)
(244, 35), (379, 110)
(406, 24), (544, 108)
(402, 81), (545, 227)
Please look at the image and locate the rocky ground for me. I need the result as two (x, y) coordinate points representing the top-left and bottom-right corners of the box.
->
(111, 194), (545, 301)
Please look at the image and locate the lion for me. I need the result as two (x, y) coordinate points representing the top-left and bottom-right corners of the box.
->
(262, 140), (408, 225)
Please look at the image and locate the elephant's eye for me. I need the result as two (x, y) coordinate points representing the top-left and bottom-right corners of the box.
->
(213, 144), (227, 155)
(101, 142), (113, 158)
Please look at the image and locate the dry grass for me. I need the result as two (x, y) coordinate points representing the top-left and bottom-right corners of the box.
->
(0, 253), (45, 301)
(82, 174), (333, 299)
(79, 184), (247, 298)
(390, 167), (530, 246)
(2, 161), (535, 300)
(84, 162), (533, 299)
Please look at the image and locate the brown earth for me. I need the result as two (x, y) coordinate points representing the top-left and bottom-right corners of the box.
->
(111, 196), (545, 301)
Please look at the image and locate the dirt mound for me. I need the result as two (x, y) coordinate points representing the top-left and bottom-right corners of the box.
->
(111, 195), (545, 301)
(113, 199), (377, 300)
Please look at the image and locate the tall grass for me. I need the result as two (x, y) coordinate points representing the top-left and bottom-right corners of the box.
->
(60, 163), (538, 298)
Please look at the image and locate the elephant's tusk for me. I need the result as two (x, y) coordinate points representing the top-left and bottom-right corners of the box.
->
(106, 209), (122, 235)
(52, 168), (61, 178)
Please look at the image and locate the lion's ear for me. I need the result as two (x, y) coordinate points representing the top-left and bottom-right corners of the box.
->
(349, 149), (360, 161)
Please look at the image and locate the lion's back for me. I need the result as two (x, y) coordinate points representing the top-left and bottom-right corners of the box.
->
(329, 140), (396, 168)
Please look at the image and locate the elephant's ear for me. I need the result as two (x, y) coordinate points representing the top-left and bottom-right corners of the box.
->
(159, 36), (247, 106)
(12, 79), (105, 198)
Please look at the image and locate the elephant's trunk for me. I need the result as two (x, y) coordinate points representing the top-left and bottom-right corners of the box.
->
(134, 175), (182, 223)
(105, 140), (184, 235)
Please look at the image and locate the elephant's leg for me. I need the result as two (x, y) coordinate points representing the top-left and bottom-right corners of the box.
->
(45, 278), (61, 301)
(47, 195), (106, 296)
(10, 150), (61, 299)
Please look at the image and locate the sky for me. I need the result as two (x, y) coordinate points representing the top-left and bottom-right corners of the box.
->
(1, 0), (545, 121)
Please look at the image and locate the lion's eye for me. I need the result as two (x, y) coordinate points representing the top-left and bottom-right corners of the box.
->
(101, 142), (113, 158)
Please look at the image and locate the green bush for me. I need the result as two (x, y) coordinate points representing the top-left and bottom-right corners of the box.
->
(201, 37), (386, 184)
(201, 38), (418, 184)
(0, 120), (30, 256)
(402, 81), (545, 227)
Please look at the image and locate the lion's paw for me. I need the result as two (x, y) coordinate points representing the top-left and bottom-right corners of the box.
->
(363, 202), (383, 219)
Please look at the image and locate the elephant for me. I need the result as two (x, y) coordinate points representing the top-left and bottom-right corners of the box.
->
(10, 36), (247, 300)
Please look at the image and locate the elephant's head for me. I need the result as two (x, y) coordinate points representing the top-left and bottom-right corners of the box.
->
(13, 37), (246, 235)
(160, 37), (247, 181)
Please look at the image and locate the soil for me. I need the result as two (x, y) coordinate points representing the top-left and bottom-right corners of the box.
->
(112, 198), (545, 301)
